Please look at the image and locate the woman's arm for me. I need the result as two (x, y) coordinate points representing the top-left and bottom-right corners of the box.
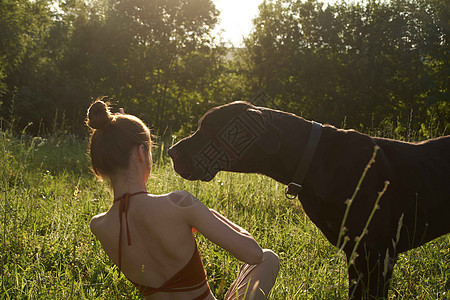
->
(180, 192), (263, 265)
(209, 209), (253, 237)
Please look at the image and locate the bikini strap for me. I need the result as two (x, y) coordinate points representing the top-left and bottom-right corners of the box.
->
(114, 191), (149, 277)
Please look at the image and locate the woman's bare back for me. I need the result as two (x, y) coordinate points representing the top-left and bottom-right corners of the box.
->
(90, 191), (214, 299)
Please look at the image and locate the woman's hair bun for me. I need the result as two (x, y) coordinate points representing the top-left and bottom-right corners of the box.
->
(86, 99), (113, 130)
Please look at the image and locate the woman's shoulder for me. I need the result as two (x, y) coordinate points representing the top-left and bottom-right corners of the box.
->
(133, 190), (200, 221)
(90, 212), (107, 236)
(166, 190), (199, 208)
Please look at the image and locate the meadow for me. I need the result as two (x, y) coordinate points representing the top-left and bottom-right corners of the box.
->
(1, 126), (449, 299)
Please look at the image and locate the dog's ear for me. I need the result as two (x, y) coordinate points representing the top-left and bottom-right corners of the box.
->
(244, 108), (283, 155)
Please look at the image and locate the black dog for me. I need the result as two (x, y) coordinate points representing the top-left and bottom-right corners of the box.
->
(168, 101), (450, 299)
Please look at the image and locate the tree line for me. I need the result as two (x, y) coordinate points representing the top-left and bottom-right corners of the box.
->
(1, 0), (448, 139)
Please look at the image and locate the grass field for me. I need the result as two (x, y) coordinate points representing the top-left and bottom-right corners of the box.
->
(1, 127), (449, 299)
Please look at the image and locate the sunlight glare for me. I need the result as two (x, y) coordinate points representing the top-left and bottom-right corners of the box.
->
(212, 0), (340, 47)
(212, 0), (261, 47)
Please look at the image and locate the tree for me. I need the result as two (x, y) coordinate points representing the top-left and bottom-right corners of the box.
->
(101, 0), (223, 135)
(242, 0), (449, 137)
(0, 0), (51, 112)
(0, 0), (231, 136)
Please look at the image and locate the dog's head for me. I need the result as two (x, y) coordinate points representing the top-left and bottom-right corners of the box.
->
(168, 101), (283, 181)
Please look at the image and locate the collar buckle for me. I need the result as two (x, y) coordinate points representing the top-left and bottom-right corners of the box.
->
(284, 121), (322, 200)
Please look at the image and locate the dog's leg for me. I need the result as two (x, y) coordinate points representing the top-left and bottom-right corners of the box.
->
(347, 248), (394, 299)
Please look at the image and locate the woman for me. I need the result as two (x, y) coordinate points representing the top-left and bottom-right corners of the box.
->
(87, 99), (279, 299)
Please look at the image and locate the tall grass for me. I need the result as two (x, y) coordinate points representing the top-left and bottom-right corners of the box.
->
(1, 127), (449, 299)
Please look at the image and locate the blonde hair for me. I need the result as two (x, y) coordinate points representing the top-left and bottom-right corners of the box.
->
(86, 98), (152, 180)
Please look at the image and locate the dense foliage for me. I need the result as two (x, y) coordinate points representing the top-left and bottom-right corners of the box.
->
(242, 0), (449, 137)
(0, 0), (448, 139)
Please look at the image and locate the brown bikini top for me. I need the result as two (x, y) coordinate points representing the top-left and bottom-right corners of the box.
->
(113, 191), (209, 297)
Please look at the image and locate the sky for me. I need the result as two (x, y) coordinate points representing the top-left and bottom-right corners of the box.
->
(212, 0), (262, 47)
(212, 0), (338, 47)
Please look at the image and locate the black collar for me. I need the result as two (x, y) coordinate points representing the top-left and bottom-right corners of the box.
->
(285, 121), (323, 199)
